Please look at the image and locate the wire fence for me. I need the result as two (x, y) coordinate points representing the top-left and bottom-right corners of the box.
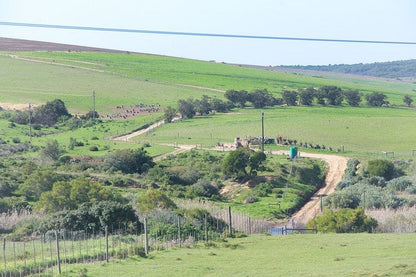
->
(0, 205), (276, 277)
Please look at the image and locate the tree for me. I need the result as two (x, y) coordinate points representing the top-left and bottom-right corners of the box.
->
(210, 98), (232, 112)
(17, 170), (64, 201)
(164, 106), (177, 123)
(102, 148), (155, 174)
(222, 148), (266, 180)
(321, 86), (343, 105)
(343, 90), (361, 106)
(248, 89), (275, 108)
(41, 139), (62, 161)
(403, 95), (413, 106)
(33, 99), (71, 126)
(365, 92), (387, 107)
(224, 90), (248, 107)
(194, 95), (212, 115)
(177, 99), (196, 119)
(282, 90), (298, 106)
(298, 87), (316, 106)
(315, 89), (327, 105)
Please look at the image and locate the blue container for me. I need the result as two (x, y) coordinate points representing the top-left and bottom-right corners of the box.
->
(289, 147), (298, 159)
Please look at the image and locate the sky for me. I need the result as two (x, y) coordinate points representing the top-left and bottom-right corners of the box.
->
(0, 0), (415, 65)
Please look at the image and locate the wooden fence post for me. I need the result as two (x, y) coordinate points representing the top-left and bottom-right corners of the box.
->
(3, 238), (6, 277)
(204, 213), (208, 242)
(228, 206), (233, 236)
(55, 231), (61, 275)
(144, 218), (149, 255)
(105, 226), (109, 263)
(177, 216), (181, 248)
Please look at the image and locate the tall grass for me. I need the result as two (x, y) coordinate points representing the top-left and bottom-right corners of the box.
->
(366, 207), (416, 233)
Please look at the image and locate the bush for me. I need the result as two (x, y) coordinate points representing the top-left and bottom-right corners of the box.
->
(307, 208), (378, 233)
(192, 179), (219, 197)
(12, 137), (21, 144)
(387, 177), (412, 191)
(367, 159), (395, 181)
(165, 166), (201, 185)
(89, 146), (99, 151)
(138, 190), (177, 213)
(102, 148), (154, 174)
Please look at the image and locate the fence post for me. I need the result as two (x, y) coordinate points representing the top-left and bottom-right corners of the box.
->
(55, 231), (61, 275)
(3, 238), (6, 277)
(248, 218), (252, 235)
(228, 206), (233, 236)
(177, 216), (181, 248)
(105, 226), (109, 263)
(204, 213), (208, 242)
(144, 218), (149, 255)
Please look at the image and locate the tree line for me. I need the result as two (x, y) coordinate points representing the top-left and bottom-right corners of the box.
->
(225, 86), (397, 108)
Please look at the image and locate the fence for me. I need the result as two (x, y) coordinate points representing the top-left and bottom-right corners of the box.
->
(1, 204), (275, 277)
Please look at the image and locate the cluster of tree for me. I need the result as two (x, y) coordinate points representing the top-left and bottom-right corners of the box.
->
(225, 86), (393, 107)
(11, 99), (71, 126)
(165, 95), (232, 121)
(282, 59), (416, 79)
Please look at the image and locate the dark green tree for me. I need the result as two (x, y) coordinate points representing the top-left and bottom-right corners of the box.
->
(177, 99), (196, 119)
(282, 90), (298, 106)
(33, 99), (71, 126)
(365, 92), (387, 107)
(343, 90), (361, 106)
(222, 148), (266, 180)
(321, 86), (343, 105)
(248, 89), (275, 108)
(298, 87), (316, 106)
(164, 106), (177, 123)
(403, 95), (413, 106)
(224, 90), (249, 107)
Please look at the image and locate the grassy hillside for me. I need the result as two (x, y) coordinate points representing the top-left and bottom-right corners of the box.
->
(61, 233), (416, 276)
(2, 52), (416, 106)
(1, 51), (416, 156)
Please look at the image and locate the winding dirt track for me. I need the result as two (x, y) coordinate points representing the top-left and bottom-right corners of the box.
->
(272, 151), (347, 227)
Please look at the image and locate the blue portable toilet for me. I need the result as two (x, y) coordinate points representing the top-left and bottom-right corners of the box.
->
(289, 147), (298, 159)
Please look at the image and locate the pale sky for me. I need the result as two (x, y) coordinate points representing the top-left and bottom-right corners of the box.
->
(1, 0), (415, 65)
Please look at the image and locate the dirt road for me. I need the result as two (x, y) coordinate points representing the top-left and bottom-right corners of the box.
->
(272, 151), (348, 227)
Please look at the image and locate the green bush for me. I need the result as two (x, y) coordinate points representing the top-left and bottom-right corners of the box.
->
(89, 146), (99, 151)
(387, 177), (412, 191)
(367, 159), (395, 181)
(138, 190), (177, 213)
(307, 208), (378, 233)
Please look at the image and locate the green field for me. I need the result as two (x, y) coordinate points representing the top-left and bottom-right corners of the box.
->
(1, 51), (416, 156)
(59, 233), (416, 277)
(133, 106), (416, 157)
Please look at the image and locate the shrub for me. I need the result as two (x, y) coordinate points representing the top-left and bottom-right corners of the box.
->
(165, 166), (201, 185)
(387, 177), (412, 191)
(367, 159), (395, 181)
(89, 146), (99, 151)
(192, 179), (219, 197)
(12, 137), (21, 144)
(138, 190), (177, 213)
(307, 208), (377, 233)
(102, 148), (154, 174)
(243, 195), (259, 204)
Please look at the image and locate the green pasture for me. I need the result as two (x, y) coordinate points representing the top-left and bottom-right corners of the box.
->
(3, 52), (416, 106)
(133, 106), (416, 156)
(60, 233), (416, 277)
(0, 55), (222, 112)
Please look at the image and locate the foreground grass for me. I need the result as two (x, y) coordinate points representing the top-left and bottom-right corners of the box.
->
(59, 233), (416, 277)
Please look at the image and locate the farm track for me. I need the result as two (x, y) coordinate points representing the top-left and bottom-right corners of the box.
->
(112, 122), (347, 226)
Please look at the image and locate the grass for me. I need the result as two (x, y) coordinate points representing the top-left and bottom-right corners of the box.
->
(59, 233), (416, 276)
(132, 106), (416, 157)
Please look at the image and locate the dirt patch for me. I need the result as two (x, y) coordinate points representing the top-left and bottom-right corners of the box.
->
(0, 102), (39, 111)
